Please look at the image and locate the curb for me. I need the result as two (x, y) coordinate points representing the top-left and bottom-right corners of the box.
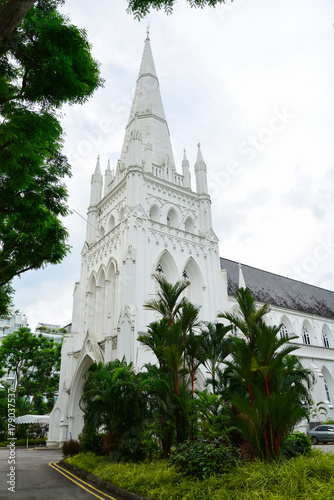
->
(59, 460), (152, 500)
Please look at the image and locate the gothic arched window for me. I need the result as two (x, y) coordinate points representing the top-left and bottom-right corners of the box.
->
(302, 325), (310, 345)
(107, 214), (115, 232)
(149, 205), (159, 222)
(279, 323), (288, 339)
(322, 328), (330, 348)
(166, 208), (177, 228)
(185, 217), (194, 233)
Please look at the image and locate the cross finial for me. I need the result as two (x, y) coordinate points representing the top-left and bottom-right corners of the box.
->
(146, 23), (150, 40)
(197, 142), (201, 148)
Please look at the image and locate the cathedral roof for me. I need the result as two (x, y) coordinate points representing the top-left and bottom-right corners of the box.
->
(120, 34), (175, 169)
(220, 257), (334, 319)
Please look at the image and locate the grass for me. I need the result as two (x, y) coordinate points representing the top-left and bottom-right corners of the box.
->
(65, 450), (334, 500)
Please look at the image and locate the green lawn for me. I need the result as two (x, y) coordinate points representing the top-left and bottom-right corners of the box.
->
(65, 450), (334, 500)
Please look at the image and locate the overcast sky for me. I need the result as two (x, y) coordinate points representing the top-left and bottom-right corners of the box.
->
(12, 0), (334, 330)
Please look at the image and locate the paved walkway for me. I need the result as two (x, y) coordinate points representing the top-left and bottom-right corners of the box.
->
(0, 448), (128, 500)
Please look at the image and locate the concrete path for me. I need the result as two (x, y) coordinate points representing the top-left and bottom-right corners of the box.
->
(0, 448), (127, 500)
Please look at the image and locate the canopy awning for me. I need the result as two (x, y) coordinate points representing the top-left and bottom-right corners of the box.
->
(15, 414), (50, 424)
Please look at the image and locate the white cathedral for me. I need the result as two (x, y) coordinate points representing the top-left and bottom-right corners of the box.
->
(48, 34), (334, 446)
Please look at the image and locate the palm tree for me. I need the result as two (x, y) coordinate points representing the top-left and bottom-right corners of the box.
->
(184, 330), (206, 396)
(140, 277), (203, 447)
(80, 358), (147, 458)
(220, 287), (268, 346)
(138, 320), (169, 368)
(140, 363), (176, 457)
(144, 275), (189, 325)
(193, 390), (232, 440)
(201, 321), (232, 394)
(219, 288), (314, 460)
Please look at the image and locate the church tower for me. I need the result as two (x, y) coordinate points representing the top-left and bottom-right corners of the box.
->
(48, 34), (228, 445)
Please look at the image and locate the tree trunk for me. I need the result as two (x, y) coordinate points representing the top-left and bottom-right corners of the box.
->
(0, 0), (36, 43)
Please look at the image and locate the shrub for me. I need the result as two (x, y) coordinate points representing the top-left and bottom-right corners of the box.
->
(79, 432), (103, 454)
(0, 437), (46, 447)
(169, 436), (239, 479)
(281, 432), (312, 459)
(63, 439), (82, 457)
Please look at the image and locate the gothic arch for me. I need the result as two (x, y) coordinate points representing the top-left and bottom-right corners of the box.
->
(106, 257), (118, 278)
(182, 257), (204, 308)
(154, 250), (178, 284)
(96, 266), (107, 286)
(68, 354), (94, 440)
(301, 319), (314, 345)
(166, 207), (178, 228)
(184, 216), (195, 234)
(149, 204), (160, 222)
(107, 212), (116, 232)
(278, 315), (294, 339)
(119, 204), (127, 223)
(98, 225), (105, 239)
(321, 324), (331, 348)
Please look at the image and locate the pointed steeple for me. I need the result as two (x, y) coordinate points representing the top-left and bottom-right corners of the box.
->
(139, 27), (157, 78)
(182, 149), (191, 189)
(120, 34), (175, 171)
(104, 159), (114, 196)
(194, 143), (208, 195)
(86, 156), (102, 244)
(238, 263), (246, 289)
(196, 143), (205, 164)
(94, 155), (101, 175)
(90, 156), (103, 206)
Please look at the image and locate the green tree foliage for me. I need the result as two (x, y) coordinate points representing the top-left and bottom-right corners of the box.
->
(0, 0), (103, 313)
(80, 358), (147, 460)
(79, 282), (315, 463)
(127, 0), (228, 19)
(219, 288), (314, 460)
(0, 327), (61, 405)
(201, 321), (232, 394)
(144, 275), (190, 326)
(140, 276), (204, 449)
(140, 362), (178, 457)
(194, 390), (232, 440)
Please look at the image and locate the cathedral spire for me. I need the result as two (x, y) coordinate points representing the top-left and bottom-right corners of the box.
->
(94, 155), (101, 175)
(120, 33), (175, 171)
(182, 149), (191, 189)
(238, 263), (246, 289)
(194, 143), (208, 195)
(90, 155), (103, 206)
(104, 159), (113, 196)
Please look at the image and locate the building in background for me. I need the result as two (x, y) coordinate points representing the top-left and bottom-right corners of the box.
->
(35, 323), (67, 344)
(0, 310), (28, 340)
